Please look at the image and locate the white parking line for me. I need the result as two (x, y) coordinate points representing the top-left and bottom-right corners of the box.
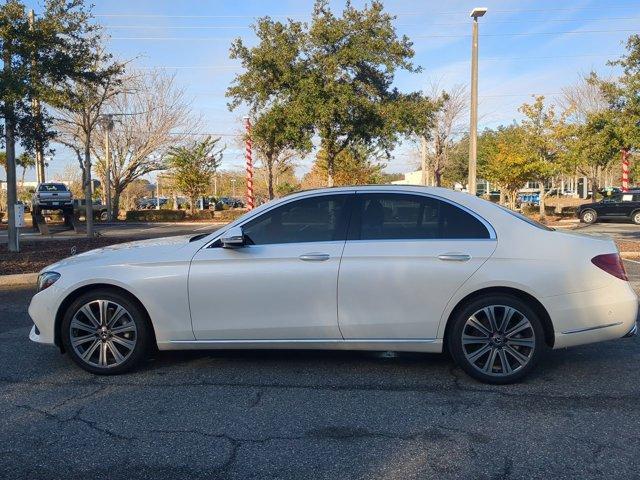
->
(623, 259), (640, 265)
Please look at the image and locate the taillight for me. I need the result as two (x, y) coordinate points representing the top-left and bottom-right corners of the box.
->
(591, 253), (628, 281)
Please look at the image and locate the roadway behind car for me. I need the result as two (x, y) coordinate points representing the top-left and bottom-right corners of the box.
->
(0, 221), (224, 242)
(1, 263), (640, 479)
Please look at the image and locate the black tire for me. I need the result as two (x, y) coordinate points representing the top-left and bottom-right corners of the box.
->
(99, 210), (108, 222)
(632, 211), (640, 225)
(61, 289), (152, 375)
(448, 294), (546, 384)
(580, 209), (597, 224)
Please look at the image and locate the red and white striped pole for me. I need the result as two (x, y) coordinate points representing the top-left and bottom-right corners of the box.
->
(244, 116), (254, 210)
(622, 149), (630, 193)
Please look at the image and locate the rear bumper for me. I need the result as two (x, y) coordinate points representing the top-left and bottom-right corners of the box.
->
(546, 282), (638, 349)
(623, 322), (638, 338)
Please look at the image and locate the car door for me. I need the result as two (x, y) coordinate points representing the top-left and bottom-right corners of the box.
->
(598, 195), (621, 217)
(337, 192), (497, 340)
(617, 193), (637, 217)
(188, 192), (354, 340)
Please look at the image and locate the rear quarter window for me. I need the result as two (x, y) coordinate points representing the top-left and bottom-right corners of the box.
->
(496, 205), (554, 231)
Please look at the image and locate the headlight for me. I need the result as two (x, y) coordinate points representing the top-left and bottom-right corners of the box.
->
(37, 272), (60, 292)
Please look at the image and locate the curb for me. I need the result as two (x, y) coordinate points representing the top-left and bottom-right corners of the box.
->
(0, 272), (38, 287)
(621, 252), (640, 260)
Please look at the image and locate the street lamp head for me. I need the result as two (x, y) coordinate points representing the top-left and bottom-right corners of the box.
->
(470, 7), (488, 18)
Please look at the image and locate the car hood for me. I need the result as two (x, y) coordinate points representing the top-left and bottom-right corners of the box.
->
(43, 235), (200, 272)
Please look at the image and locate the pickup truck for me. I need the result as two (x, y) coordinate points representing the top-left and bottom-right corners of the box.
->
(31, 183), (73, 215)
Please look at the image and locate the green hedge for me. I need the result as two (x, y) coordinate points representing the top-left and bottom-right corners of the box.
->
(216, 209), (246, 222)
(188, 210), (217, 220)
(521, 205), (578, 217)
(126, 210), (186, 222)
(125, 208), (246, 222)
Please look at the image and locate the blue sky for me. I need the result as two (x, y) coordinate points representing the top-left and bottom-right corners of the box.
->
(19, 0), (640, 180)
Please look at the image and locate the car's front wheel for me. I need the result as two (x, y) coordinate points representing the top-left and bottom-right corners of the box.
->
(61, 289), (151, 374)
(632, 211), (640, 225)
(448, 295), (546, 384)
(580, 209), (597, 224)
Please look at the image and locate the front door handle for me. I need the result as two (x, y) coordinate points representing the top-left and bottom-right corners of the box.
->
(437, 253), (471, 262)
(299, 253), (330, 262)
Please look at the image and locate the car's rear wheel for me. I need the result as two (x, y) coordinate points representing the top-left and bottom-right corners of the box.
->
(99, 210), (109, 222)
(632, 211), (640, 225)
(580, 209), (597, 224)
(448, 295), (546, 384)
(61, 289), (151, 374)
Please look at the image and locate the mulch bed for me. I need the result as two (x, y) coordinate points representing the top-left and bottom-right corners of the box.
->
(0, 237), (138, 276)
(617, 240), (640, 253)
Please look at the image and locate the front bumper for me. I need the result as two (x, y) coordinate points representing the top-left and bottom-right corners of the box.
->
(28, 287), (59, 346)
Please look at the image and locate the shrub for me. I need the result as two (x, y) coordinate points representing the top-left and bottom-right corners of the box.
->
(216, 209), (246, 222)
(125, 209), (186, 222)
(188, 210), (216, 220)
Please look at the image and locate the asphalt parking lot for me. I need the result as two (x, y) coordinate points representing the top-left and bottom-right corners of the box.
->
(571, 220), (640, 242)
(2, 264), (640, 479)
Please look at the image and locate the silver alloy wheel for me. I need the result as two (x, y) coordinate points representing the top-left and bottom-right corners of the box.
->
(461, 305), (535, 377)
(634, 212), (640, 224)
(69, 300), (137, 368)
(582, 211), (595, 223)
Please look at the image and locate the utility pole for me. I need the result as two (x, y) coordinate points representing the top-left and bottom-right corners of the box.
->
(29, 9), (46, 184)
(468, 7), (487, 196)
(420, 136), (428, 186)
(3, 38), (19, 252)
(101, 114), (114, 220)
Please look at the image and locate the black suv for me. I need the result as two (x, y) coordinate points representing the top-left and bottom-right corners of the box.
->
(577, 190), (640, 224)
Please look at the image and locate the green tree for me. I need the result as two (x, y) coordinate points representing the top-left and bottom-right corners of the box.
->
(167, 137), (224, 214)
(479, 126), (530, 209)
(227, 16), (312, 199)
(518, 96), (568, 219)
(565, 111), (624, 201)
(594, 35), (640, 150)
(305, 1), (434, 186)
(250, 104), (312, 200)
(1, 0), (119, 245)
(227, 0), (436, 188)
(303, 144), (385, 188)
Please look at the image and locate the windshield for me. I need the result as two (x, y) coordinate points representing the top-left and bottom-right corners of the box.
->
(38, 183), (68, 192)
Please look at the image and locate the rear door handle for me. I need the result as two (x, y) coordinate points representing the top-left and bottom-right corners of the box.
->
(299, 253), (330, 262)
(437, 253), (471, 262)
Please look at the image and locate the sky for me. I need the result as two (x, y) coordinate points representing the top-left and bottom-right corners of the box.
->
(16, 0), (640, 181)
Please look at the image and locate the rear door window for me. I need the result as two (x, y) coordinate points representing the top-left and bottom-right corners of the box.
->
(350, 193), (491, 240)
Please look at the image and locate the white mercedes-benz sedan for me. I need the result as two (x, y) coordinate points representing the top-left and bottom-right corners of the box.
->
(28, 186), (638, 383)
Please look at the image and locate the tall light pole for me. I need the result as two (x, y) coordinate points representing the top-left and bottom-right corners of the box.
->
(468, 7), (487, 196)
(101, 114), (114, 220)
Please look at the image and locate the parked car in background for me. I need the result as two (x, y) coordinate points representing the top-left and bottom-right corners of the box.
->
(578, 190), (640, 224)
(28, 186), (637, 384)
(31, 183), (73, 216)
(216, 196), (245, 209)
(137, 197), (168, 210)
(73, 199), (109, 221)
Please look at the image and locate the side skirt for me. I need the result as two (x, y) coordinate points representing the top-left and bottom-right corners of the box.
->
(159, 338), (443, 353)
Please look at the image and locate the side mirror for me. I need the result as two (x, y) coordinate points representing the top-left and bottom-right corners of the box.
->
(220, 226), (245, 248)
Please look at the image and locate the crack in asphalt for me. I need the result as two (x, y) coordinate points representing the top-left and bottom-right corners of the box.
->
(3, 375), (639, 407)
(14, 402), (134, 441)
(140, 424), (488, 476)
